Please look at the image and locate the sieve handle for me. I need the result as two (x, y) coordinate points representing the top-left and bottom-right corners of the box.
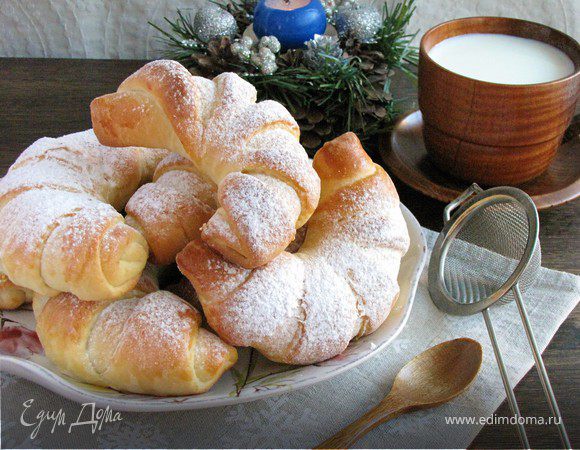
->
(443, 184), (483, 223)
(513, 285), (571, 449)
(482, 308), (530, 449)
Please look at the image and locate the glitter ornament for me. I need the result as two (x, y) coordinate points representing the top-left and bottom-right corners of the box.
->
(180, 38), (200, 49)
(250, 53), (262, 67)
(240, 36), (254, 48)
(244, 36), (279, 75)
(231, 42), (252, 62)
(339, 0), (357, 9)
(258, 47), (276, 62)
(193, 5), (238, 43)
(232, 34), (280, 70)
(259, 36), (281, 54)
(303, 34), (343, 70)
(261, 60), (277, 75)
(321, 0), (337, 20)
(335, 5), (381, 43)
(231, 36), (254, 62)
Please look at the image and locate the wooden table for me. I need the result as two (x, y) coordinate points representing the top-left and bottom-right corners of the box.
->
(0, 58), (578, 449)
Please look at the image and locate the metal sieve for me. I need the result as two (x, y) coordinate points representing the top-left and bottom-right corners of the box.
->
(428, 184), (570, 449)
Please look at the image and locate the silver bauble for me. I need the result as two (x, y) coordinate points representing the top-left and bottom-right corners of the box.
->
(193, 5), (238, 43)
(335, 5), (381, 43)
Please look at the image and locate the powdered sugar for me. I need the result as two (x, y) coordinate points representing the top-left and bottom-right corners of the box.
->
(203, 101), (298, 165)
(89, 291), (201, 376)
(128, 170), (214, 226)
(102, 61), (320, 266)
(184, 160), (410, 364)
(156, 169), (216, 208)
(208, 172), (300, 261)
(206, 253), (304, 360)
(114, 291), (197, 347)
(0, 130), (164, 297)
(125, 160), (218, 264)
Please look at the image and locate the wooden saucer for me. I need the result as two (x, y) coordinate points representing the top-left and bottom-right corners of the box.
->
(380, 110), (580, 210)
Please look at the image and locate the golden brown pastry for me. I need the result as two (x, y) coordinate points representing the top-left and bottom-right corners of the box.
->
(125, 153), (217, 265)
(0, 272), (32, 310)
(34, 266), (238, 396)
(0, 130), (167, 300)
(177, 133), (410, 365)
(91, 60), (320, 268)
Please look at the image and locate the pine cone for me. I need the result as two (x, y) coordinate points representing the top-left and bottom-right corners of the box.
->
(294, 106), (337, 153)
(314, 122), (333, 136)
(301, 131), (322, 150)
(207, 37), (234, 59)
(225, 0), (257, 30)
(292, 105), (308, 120)
(190, 54), (216, 70)
(306, 109), (325, 124)
(278, 49), (303, 68)
(188, 37), (240, 77)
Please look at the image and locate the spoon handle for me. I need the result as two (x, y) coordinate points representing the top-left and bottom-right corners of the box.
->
(317, 394), (406, 449)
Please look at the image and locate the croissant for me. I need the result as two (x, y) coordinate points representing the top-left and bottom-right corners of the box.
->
(34, 266), (238, 396)
(0, 130), (168, 300)
(91, 60), (320, 268)
(177, 133), (410, 365)
(125, 153), (217, 265)
(0, 272), (32, 310)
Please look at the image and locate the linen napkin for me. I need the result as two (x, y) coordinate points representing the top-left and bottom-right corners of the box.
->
(1, 228), (578, 449)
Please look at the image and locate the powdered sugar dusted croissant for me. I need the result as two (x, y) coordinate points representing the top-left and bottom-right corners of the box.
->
(0, 130), (168, 300)
(125, 153), (217, 265)
(177, 133), (410, 365)
(91, 60), (320, 268)
(34, 267), (237, 396)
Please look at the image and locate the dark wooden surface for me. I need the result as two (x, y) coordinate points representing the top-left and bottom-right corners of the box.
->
(0, 58), (578, 449)
(382, 110), (580, 209)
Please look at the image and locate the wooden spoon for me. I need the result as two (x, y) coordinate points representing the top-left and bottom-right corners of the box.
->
(318, 337), (483, 449)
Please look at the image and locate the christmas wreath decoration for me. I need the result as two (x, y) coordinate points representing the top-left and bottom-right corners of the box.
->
(151, 0), (418, 153)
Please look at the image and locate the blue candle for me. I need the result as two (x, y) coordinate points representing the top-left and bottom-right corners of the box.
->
(253, 0), (327, 49)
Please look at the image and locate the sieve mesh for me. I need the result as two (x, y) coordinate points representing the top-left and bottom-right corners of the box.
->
(430, 186), (569, 448)
(442, 197), (541, 305)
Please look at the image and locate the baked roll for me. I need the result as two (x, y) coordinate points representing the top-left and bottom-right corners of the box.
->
(91, 60), (321, 268)
(125, 153), (217, 265)
(34, 267), (238, 396)
(0, 130), (167, 300)
(0, 272), (32, 310)
(177, 133), (410, 365)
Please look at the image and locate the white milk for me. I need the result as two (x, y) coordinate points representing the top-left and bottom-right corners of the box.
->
(428, 33), (575, 85)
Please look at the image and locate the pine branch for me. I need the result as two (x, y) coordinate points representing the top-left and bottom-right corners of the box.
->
(371, 0), (418, 72)
(149, 0), (419, 150)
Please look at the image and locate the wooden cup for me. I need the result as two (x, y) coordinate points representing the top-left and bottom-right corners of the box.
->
(418, 17), (580, 186)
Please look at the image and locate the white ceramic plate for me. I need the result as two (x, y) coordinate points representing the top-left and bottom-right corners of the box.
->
(0, 205), (426, 412)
